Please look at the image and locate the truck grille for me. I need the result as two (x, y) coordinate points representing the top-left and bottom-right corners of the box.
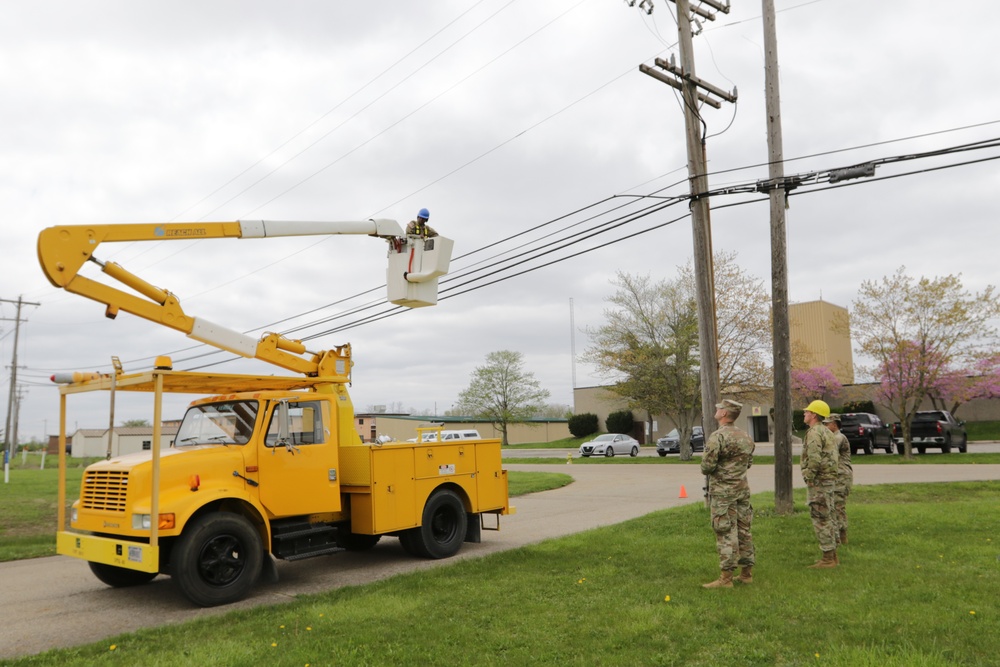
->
(81, 470), (129, 512)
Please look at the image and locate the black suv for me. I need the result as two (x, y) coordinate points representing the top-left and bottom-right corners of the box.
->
(656, 426), (705, 456)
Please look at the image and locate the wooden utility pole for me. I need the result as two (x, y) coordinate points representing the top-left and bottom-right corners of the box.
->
(638, 0), (736, 446)
(760, 0), (793, 514)
(2, 296), (40, 483)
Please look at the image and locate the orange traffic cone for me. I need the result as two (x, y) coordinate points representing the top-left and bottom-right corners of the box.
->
(679, 485), (688, 499)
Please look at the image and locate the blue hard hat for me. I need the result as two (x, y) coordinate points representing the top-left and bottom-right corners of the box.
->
(417, 208), (430, 219)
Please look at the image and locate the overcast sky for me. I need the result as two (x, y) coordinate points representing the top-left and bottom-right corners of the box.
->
(3, 0), (998, 442)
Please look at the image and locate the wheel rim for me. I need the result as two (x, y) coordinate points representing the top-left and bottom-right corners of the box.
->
(196, 533), (247, 586)
(429, 505), (461, 544)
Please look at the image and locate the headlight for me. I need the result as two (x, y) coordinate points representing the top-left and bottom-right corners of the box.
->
(132, 514), (151, 530)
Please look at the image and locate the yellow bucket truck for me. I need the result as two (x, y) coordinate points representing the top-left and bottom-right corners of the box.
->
(38, 219), (512, 606)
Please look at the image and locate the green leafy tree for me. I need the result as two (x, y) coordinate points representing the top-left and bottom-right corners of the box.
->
(846, 267), (1000, 458)
(583, 254), (772, 460)
(583, 271), (701, 458)
(455, 350), (550, 446)
(121, 419), (150, 427)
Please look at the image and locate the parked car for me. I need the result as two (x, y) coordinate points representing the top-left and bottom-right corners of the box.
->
(579, 433), (640, 458)
(838, 412), (893, 455)
(656, 427), (705, 456)
(892, 410), (968, 453)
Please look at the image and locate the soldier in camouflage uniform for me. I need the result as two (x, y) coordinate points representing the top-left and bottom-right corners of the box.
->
(801, 400), (840, 568)
(824, 413), (853, 546)
(700, 399), (756, 588)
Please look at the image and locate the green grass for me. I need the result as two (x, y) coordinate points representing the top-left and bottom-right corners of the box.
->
(0, 460), (570, 563)
(0, 456), (94, 561)
(508, 452), (1000, 465)
(964, 420), (1000, 441)
(7, 481), (998, 666)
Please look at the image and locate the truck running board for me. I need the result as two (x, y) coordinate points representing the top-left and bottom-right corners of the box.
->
(271, 519), (344, 561)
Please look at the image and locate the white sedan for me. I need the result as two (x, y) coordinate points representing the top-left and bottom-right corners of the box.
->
(579, 433), (641, 458)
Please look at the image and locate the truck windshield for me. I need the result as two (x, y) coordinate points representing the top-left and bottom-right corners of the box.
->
(176, 400), (259, 446)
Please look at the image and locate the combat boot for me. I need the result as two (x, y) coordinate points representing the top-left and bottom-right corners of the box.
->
(702, 570), (734, 588)
(839, 528), (848, 545)
(735, 566), (753, 584)
(808, 550), (838, 569)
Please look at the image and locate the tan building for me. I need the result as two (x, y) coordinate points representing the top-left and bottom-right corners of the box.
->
(67, 425), (179, 458)
(789, 300), (854, 384)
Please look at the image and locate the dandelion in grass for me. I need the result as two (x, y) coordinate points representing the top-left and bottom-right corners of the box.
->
(664, 595), (671, 602)
(577, 577), (586, 584)
(970, 611), (976, 616)
(306, 626), (312, 631)
(109, 645), (117, 652)
(272, 642), (278, 648)
(815, 653), (820, 659)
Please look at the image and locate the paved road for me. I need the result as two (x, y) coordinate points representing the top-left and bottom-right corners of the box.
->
(3, 462), (1000, 660)
(503, 440), (1000, 458)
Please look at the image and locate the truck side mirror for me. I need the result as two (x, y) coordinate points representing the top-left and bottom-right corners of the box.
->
(273, 399), (299, 455)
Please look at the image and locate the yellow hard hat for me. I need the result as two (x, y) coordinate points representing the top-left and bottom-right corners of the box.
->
(803, 400), (831, 418)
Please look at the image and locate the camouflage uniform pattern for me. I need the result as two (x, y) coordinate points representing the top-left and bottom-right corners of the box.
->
(700, 424), (756, 571)
(801, 423), (839, 552)
(833, 430), (853, 539)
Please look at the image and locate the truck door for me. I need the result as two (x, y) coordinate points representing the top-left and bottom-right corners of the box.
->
(256, 398), (342, 516)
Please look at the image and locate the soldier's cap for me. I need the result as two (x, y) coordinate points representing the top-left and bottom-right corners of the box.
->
(822, 413), (841, 424)
(715, 399), (743, 414)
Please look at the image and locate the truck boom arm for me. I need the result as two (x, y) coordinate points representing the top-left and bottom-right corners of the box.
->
(37, 219), (440, 378)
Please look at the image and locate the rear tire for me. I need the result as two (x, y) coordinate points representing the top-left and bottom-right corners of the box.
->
(401, 489), (467, 559)
(88, 561), (158, 588)
(172, 512), (263, 607)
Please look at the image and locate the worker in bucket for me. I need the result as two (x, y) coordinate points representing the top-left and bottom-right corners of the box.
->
(406, 208), (437, 237)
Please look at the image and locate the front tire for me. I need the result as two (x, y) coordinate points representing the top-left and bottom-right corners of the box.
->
(864, 438), (874, 456)
(605, 447), (615, 458)
(958, 434), (968, 453)
(88, 561), (158, 588)
(172, 512), (263, 607)
(630, 446), (639, 457)
(401, 489), (467, 559)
